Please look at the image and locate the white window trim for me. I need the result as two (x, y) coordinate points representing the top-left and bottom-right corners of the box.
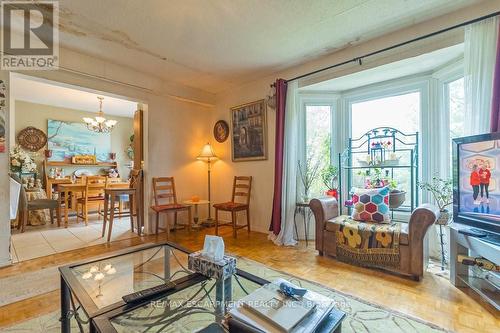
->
(298, 93), (338, 166)
(299, 63), (464, 216)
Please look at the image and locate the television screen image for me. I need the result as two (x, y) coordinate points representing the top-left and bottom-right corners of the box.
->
(457, 139), (500, 223)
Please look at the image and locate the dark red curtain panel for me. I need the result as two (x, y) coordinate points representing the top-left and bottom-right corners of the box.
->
(490, 24), (500, 132)
(270, 79), (287, 235)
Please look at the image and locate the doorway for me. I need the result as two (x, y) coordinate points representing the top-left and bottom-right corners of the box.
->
(8, 73), (146, 262)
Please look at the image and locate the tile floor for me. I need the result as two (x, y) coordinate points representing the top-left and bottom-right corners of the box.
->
(11, 216), (139, 262)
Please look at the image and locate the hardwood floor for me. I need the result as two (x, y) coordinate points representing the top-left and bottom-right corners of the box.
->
(0, 227), (498, 332)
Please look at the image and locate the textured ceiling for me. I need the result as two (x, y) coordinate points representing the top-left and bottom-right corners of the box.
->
(54, 0), (480, 93)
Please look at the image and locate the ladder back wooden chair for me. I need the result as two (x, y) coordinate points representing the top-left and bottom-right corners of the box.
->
(213, 176), (252, 238)
(151, 177), (192, 238)
(76, 175), (108, 225)
(102, 169), (142, 242)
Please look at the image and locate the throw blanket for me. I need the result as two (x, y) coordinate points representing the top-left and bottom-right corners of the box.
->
(335, 217), (401, 269)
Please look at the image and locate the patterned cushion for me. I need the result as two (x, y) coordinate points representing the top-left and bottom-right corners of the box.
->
(350, 187), (390, 223)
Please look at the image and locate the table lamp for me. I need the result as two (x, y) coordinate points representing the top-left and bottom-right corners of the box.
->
(197, 142), (218, 224)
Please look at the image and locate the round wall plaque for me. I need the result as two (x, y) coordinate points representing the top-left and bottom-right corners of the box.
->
(213, 120), (229, 143)
(17, 126), (47, 152)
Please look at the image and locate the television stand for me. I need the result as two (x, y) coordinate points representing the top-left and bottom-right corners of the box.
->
(450, 223), (500, 311)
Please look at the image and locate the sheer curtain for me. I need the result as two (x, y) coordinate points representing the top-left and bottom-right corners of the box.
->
(464, 16), (499, 135)
(272, 81), (299, 246)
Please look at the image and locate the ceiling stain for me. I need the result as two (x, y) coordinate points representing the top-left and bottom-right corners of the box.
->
(50, 3), (214, 75)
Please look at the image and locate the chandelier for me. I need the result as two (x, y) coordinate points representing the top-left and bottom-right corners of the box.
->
(83, 97), (117, 133)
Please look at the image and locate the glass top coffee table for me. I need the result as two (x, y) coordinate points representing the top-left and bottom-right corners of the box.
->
(59, 242), (195, 332)
(59, 241), (345, 333)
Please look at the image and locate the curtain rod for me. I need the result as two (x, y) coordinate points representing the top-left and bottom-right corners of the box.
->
(273, 10), (500, 86)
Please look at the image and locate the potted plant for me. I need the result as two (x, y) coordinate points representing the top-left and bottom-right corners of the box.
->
(297, 158), (321, 202)
(387, 179), (406, 209)
(321, 165), (338, 198)
(418, 176), (452, 225)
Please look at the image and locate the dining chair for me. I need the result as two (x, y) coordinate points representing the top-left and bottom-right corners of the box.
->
(76, 175), (108, 225)
(213, 176), (252, 238)
(11, 175), (61, 233)
(150, 177), (192, 238)
(102, 170), (142, 242)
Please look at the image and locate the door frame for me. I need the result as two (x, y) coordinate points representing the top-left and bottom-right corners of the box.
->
(7, 72), (150, 261)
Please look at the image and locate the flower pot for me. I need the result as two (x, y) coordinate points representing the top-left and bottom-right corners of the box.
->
(436, 209), (451, 225)
(325, 189), (338, 199)
(389, 190), (406, 209)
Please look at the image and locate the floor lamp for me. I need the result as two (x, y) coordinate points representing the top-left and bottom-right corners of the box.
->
(197, 142), (218, 225)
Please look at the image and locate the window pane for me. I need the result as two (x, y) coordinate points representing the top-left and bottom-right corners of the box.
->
(350, 92), (420, 198)
(351, 92), (420, 139)
(448, 77), (465, 139)
(305, 105), (331, 197)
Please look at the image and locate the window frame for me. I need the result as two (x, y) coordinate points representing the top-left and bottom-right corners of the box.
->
(298, 60), (464, 219)
(434, 58), (464, 179)
(298, 93), (338, 168)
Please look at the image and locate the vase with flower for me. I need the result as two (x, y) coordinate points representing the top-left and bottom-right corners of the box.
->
(298, 158), (321, 202)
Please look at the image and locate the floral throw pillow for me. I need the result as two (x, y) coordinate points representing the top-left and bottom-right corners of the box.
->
(350, 187), (390, 223)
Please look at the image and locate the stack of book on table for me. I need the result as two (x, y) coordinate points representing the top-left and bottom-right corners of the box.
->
(228, 278), (340, 333)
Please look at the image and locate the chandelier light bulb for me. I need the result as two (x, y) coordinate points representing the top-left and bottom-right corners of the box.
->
(82, 97), (118, 133)
(106, 267), (116, 275)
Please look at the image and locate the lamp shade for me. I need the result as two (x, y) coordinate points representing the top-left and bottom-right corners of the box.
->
(197, 142), (218, 161)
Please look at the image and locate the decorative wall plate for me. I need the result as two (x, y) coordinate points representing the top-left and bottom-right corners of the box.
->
(213, 120), (229, 143)
(17, 126), (47, 152)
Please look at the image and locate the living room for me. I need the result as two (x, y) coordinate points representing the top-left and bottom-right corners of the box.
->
(0, 1), (499, 333)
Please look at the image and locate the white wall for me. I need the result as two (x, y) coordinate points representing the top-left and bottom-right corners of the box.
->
(211, 1), (500, 234)
(1, 1), (499, 266)
(0, 47), (215, 267)
(14, 101), (134, 179)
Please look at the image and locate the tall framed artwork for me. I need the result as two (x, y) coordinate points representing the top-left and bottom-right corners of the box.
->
(47, 119), (111, 162)
(0, 80), (6, 153)
(230, 99), (267, 162)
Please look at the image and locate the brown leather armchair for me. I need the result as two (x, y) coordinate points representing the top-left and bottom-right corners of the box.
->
(310, 197), (439, 280)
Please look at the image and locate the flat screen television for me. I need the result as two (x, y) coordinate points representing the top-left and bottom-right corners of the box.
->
(453, 133), (500, 235)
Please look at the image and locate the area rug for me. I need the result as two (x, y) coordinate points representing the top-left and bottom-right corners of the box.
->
(0, 266), (59, 306)
(0, 254), (450, 333)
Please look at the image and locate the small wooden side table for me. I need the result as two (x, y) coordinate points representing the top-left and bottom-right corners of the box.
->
(183, 200), (210, 228)
(294, 201), (313, 246)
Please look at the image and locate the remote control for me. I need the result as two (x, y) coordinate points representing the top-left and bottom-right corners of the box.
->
(122, 282), (176, 303)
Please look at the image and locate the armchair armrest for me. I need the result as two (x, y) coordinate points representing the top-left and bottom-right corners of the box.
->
(310, 198), (339, 253)
(408, 204), (439, 243)
(408, 204), (439, 277)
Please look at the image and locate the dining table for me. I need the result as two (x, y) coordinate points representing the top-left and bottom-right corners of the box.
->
(57, 181), (130, 227)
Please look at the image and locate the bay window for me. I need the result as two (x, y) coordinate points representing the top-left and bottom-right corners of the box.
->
(301, 68), (465, 220)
